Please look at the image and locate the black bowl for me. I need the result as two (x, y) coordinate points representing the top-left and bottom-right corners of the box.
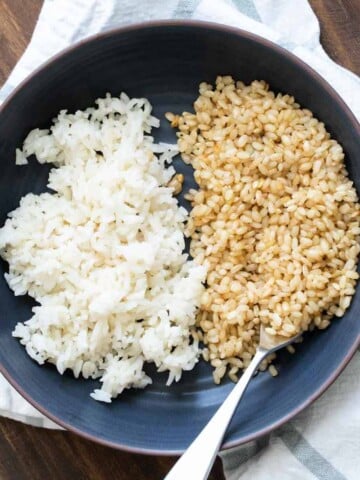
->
(0, 21), (359, 454)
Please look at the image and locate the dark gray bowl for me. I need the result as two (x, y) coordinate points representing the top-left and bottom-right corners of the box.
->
(0, 21), (359, 454)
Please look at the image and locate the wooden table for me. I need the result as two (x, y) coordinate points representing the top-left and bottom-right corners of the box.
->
(0, 1), (359, 479)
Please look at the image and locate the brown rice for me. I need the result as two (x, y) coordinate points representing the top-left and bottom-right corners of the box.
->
(169, 76), (360, 384)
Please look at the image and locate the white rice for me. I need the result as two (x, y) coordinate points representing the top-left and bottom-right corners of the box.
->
(0, 93), (206, 402)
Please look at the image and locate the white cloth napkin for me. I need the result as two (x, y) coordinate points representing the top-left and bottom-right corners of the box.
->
(1, 1), (359, 478)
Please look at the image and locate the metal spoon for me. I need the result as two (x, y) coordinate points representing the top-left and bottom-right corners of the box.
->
(164, 325), (301, 480)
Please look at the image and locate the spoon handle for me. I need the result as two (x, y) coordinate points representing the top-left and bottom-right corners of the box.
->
(164, 348), (268, 480)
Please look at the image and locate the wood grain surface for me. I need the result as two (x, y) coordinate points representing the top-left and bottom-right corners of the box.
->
(0, 0), (359, 479)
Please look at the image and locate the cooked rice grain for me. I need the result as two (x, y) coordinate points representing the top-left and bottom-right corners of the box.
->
(171, 76), (360, 383)
(0, 94), (206, 402)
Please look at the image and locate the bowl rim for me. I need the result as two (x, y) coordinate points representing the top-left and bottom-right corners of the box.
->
(0, 19), (359, 456)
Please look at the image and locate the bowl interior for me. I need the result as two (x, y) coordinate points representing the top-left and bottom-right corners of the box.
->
(0, 22), (359, 453)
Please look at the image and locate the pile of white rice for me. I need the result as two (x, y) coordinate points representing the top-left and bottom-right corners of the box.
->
(0, 94), (206, 402)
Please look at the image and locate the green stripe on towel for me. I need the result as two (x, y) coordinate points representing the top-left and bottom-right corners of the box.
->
(232, 0), (261, 21)
(173, 0), (202, 18)
(279, 424), (347, 480)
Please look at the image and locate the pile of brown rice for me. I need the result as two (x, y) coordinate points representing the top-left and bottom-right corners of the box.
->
(167, 76), (360, 383)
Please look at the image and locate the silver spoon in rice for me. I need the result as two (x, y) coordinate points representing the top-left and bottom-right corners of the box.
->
(164, 325), (301, 480)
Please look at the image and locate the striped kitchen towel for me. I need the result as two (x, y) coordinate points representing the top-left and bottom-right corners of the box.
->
(0, 1), (359, 478)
